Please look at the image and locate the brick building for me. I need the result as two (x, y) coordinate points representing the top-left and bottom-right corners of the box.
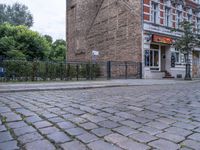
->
(67, 0), (200, 79)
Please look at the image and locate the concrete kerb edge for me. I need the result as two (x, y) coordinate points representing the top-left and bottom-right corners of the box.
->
(0, 79), (200, 93)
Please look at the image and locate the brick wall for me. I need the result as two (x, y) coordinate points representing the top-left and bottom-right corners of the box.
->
(67, 0), (142, 63)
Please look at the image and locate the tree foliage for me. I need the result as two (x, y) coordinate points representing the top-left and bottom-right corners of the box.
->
(173, 21), (198, 56)
(0, 23), (51, 60)
(0, 3), (33, 27)
(48, 39), (66, 61)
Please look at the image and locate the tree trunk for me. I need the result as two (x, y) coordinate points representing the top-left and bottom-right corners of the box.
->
(185, 52), (192, 80)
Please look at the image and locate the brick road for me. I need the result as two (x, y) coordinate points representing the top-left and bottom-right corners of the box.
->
(1, 82), (200, 150)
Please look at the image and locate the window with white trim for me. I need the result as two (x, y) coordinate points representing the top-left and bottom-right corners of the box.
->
(197, 18), (200, 33)
(151, 2), (159, 24)
(177, 11), (182, 29)
(165, 7), (171, 27)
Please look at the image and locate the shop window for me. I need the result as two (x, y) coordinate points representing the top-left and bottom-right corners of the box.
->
(145, 50), (159, 68)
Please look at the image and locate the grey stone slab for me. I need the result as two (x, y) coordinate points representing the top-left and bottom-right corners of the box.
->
(0, 107), (11, 113)
(14, 126), (36, 136)
(147, 121), (169, 130)
(80, 122), (98, 130)
(91, 128), (112, 137)
(0, 131), (13, 143)
(7, 121), (27, 129)
(65, 127), (86, 136)
(117, 139), (150, 150)
(61, 140), (87, 150)
(47, 131), (71, 143)
(165, 127), (192, 137)
(1, 112), (22, 122)
(24, 139), (55, 150)
(68, 117), (87, 124)
(77, 133), (98, 143)
(98, 120), (120, 129)
(25, 115), (43, 123)
(173, 122), (196, 130)
(0, 140), (19, 150)
(57, 121), (76, 129)
(81, 114), (107, 123)
(181, 140), (200, 150)
(129, 132), (157, 143)
(149, 139), (180, 150)
(39, 126), (60, 135)
(15, 108), (35, 117)
(18, 132), (43, 145)
(88, 140), (122, 150)
(113, 126), (139, 136)
(188, 133), (200, 142)
(139, 126), (162, 135)
(156, 132), (185, 143)
(0, 125), (6, 132)
(104, 133), (128, 144)
(48, 117), (65, 123)
(33, 121), (52, 129)
(115, 112), (136, 119)
(120, 120), (141, 129)
(156, 117), (176, 125)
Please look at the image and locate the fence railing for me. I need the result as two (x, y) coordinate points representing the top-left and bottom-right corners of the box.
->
(0, 60), (142, 82)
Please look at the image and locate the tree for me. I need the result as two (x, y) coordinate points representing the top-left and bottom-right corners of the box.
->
(0, 23), (51, 60)
(172, 21), (199, 80)
(44, 35), (53, 44)
(48, 39), (66, 61)
(0, 3), (33, 27)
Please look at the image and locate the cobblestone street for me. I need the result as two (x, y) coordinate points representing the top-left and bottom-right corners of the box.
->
(1, 82), (200, 150)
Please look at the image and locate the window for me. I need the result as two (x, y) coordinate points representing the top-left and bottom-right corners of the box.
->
(165, 7), (171, 27)
(151, 2), (159, 24)
(177, 11), (182, 29)
(188, 14), (192, 23)
(145, 44), (159, 69)
(197, 18), (200, 33)
(174, 49), (181, 63)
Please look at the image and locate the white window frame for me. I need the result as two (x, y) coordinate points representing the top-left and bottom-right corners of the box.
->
(165, 7), (171, 27)
(151, 2), (159, 24)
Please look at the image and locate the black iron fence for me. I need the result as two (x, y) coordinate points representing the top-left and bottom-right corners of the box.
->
(0, 60), (142, 82)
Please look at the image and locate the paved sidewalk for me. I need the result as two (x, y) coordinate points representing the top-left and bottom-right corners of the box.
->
(0, 79), (199, 93)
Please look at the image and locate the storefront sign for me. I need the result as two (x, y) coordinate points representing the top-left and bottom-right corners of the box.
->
(152, 34), (173, 45)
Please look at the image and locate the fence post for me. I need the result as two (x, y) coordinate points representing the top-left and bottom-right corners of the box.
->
(60, 63), (63, 81)
(139, 62), (142, 79)
(76, 64), (79, 81)
(107, 61), (111, 80)
(125, 61), (128, 79)
(32, 60), (36, 81)
(86, 63), (90, 80)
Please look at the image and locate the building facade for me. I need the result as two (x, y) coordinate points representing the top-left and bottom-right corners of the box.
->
(67, 0), (200, 79)
(143, 0), (200, 78)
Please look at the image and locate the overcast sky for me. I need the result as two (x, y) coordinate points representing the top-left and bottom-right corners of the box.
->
(0, 0), (66, 41)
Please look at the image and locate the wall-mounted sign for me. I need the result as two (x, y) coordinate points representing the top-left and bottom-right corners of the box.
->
(92, 50), (99, 56)
(152, 34), (173, 45)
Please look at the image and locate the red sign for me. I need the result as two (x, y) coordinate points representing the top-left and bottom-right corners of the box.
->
(152, 34), (173, 44)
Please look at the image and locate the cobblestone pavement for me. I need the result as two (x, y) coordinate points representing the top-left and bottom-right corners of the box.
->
(1, 82), (200, 150)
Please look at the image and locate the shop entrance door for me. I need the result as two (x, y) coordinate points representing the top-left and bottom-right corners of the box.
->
(161, 46), (166, 72)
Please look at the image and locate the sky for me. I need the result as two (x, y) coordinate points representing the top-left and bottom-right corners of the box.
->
(0, 0), (66, 41)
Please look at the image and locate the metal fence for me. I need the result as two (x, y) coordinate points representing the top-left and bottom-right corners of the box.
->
(0, 60), (142, 82)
